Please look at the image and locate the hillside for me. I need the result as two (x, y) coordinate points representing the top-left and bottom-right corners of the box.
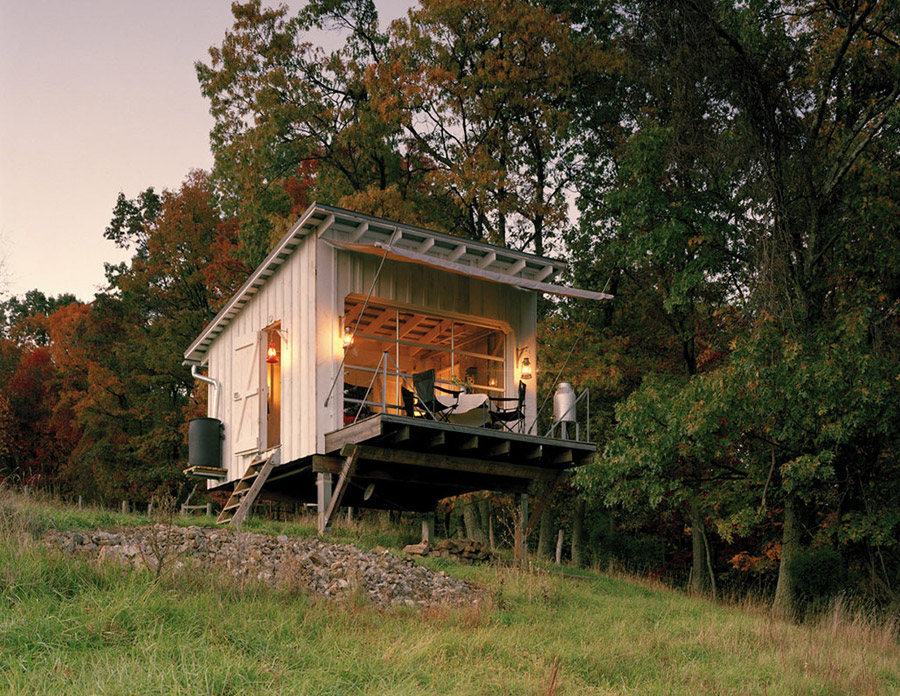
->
(1, 491), (897, 695)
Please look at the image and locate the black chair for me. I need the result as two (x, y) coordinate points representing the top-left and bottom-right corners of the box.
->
(343, 383), (373, 424)
(412, 369), (461, 421)
(401, 387), (418, 418)
(489, 381), (526, 432)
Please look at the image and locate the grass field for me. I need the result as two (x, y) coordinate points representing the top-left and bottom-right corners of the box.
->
(1, 490), (897, 695)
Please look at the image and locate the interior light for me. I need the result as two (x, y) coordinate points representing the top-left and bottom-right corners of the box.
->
(521, 357), (532, 379)
(267, 341), (279, 364)
(343, 326), (354, 349)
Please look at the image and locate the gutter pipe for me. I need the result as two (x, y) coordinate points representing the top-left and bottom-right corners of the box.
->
(191, 365), (220, 420)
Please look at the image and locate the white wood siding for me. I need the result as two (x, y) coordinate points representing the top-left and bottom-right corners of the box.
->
(205, 234), (318, 485)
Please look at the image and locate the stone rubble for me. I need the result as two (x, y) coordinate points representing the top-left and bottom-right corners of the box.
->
(404, 538), (494, 564)
(43, 525), (486, 610)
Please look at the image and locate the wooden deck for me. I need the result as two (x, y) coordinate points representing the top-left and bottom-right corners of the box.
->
(310, 414), (595, 514)
(211, 414), (596, 538)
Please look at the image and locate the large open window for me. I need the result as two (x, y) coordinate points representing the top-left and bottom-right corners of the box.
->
(342, 296), (507, 420)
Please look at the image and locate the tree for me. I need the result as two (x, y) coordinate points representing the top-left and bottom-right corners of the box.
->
(197, 0), (444, 266)
(48, 172), (244, 502)
(569, 0), (898, 611)
(383, 0), (590, 252)
(0, 290), (80, 346)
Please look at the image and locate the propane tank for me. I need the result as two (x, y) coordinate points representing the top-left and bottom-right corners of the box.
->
(553, 382), (577, 424)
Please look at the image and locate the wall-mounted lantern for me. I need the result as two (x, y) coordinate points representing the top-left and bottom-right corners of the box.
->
(343, 325), (354, 350)
(521, 356), (533, 379)
(266, 340), (279, 364)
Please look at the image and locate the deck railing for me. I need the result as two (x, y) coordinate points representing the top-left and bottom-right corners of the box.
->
(544, 387), (591, 443)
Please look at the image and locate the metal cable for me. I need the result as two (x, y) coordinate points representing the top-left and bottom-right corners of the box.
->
(323, 240), (394, 407)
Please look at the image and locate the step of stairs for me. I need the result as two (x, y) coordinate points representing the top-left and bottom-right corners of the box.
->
(216, 453), (278, 526)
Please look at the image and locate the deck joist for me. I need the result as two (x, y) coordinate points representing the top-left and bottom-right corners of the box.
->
(313, 414), (595, 512)
(212, 414), (596, 515)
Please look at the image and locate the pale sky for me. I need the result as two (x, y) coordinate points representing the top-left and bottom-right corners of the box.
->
(0, 0), (413, 302)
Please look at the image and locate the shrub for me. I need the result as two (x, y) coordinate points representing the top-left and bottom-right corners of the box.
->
(789, 547), (845, 604)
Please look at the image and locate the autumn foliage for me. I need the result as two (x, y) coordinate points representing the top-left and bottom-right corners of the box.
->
(1, 0), (896, 614)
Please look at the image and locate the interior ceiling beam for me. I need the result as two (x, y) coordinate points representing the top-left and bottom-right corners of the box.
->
(343, 302), (365, 328)
(397, 313), (428, 339)
(362, 306), (395, 335)
(408, 319), (451, 357)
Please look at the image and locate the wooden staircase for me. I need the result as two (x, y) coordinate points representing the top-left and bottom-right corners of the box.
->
(216, 451), (278, 526)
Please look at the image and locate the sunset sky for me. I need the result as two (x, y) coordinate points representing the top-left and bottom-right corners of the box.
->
(0, 0), (412, 301)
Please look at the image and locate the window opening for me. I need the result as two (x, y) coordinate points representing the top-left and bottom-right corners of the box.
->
(342, 298), (506, 420)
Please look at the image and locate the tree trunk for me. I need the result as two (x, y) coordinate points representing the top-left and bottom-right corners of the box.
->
(463, 501), (487, 544)
(454, 505), (465, 538)
(537, 506), (555, 560)
(572, 497), (586, 568)
(689, 495), (711, 594)
(478, 497), (493, 550)
(773, 497), (800, 619)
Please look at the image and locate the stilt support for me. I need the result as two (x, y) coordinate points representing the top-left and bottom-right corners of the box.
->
(421, 513), (435, 544)
(319, 444), (360, 534)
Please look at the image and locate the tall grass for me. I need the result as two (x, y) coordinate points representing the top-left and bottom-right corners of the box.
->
(1, 488), (897, 695)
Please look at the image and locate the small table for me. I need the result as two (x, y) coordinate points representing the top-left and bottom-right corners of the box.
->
(436, 392), (489, 426)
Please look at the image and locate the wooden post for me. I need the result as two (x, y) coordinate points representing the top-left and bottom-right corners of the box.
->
(146, 503), (152, 516)
(121, 500), (129, 515)
(514, 493), (529, 569)
(555, 529), (564, 565)
(206, 502), (212, 516)
(77, 495), (82, 509)
(421, 513), (435, 544)
(316, 472), (333, 534)
(347, 507), (353, 523)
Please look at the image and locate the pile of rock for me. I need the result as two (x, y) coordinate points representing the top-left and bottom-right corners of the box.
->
(403, 538), (493, 564)
(43, 525), (485, 609)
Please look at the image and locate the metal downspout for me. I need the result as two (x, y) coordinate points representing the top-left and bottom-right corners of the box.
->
(191, 365), (220, 420)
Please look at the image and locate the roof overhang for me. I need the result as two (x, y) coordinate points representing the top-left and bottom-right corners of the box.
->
(184, 203), (611, 365)
(325, 239), (614, 302)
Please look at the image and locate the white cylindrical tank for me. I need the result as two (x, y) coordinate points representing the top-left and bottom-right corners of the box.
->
(553, 382), (576, 424)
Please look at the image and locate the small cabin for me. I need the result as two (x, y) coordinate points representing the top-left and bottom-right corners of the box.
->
(183, 204), (610, 537)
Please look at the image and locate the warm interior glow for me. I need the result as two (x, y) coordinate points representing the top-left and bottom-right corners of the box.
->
(343, 325), (354, 349)
(342, 297), (507, 416)
(266, 324), (281, 448)
(521, 356), (532, 379)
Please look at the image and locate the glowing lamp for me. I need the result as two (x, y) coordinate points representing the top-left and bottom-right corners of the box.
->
(343, 326), (354, 349)
(266, 341), (278, 364)
(521, 357), (533, 379)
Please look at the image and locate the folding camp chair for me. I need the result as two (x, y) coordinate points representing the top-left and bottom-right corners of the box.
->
(488, 380), (526, 432)
(412, 369), (461, 421)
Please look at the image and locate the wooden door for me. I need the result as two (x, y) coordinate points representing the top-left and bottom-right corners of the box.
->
(232, 332), (261, 455)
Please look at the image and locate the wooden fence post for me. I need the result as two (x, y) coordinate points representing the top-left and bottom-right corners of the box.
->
(555, 529), (564, 565)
